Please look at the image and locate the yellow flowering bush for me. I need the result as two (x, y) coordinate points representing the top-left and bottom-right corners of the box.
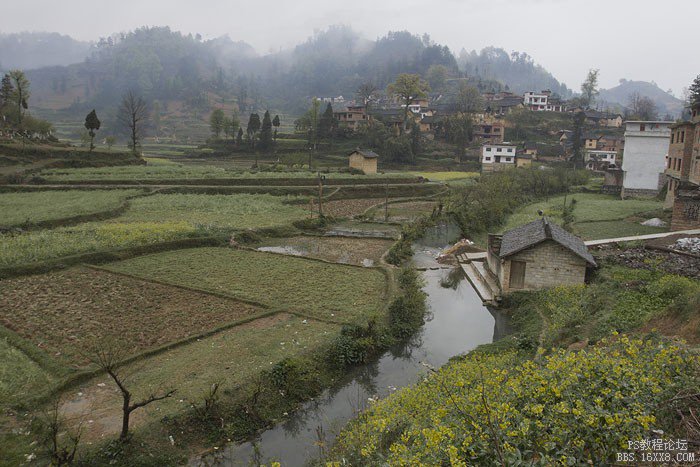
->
(331, 335), (699, 465)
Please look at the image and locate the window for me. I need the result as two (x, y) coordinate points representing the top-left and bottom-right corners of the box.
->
(507, 148), (513, 153)
(484, 157), (491, 162)
(497, 148), (502, 152)
(671, 133), (675, 144)
(681, 131), (685, 143)
(506, 157), (512, 162)
(639, 123), (646, 131)
(485, 147), (492, 152)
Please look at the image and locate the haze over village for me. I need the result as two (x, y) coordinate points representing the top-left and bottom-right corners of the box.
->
(0, 1), (699, 466)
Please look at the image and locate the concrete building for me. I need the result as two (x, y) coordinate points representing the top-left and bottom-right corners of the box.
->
(585, 150), (617, 171)
(348, 149), (378, 174)
(621, 121), (673, 198)
(523, 90), (565, 112)
(481, 143), (517, 172)
(485, 217), (596, 293)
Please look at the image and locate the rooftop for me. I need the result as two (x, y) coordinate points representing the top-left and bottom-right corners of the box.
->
(498, 217), (596, 266)
(349, 149), (379, 159)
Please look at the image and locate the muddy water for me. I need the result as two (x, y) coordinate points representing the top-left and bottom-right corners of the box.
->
(198, 259), (511, 465)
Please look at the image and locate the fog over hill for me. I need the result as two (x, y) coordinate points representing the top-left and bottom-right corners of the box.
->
(597, 79), (685, 117)
(0, 32), (93, 70)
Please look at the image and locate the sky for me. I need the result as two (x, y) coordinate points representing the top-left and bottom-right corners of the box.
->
(2, 0), (698, 96)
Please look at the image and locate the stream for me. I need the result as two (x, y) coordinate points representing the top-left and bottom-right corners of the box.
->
(197, 222), (511, 466)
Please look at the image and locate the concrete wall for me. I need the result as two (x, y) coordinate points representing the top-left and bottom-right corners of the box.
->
(621, 123), (671, 192)
(500, 240), (588, 293)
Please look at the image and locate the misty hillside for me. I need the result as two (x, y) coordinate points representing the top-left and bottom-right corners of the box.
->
(0, 32), (92, 70)
(21, 26), (572, 117)
(598, 79), (684, 117)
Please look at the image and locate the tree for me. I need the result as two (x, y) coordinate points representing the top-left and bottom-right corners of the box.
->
(236, 127), (243, 147)
(209, 108), (225, 138)
(7, 70), (30, 126)
(443, 113), (474, 163)
(36, 398), (82, 466)
(89, 339), (176, 441)
(259, 110), (273, 152)
(426, 64), (449, 91)
(223, 112), (239, 140)
(0, 74), (13, 122)
(246, 112), (261, 151)
(84, 109), (101, 151)
(580, 69), (599, 109)
(357, 82), (378, 113)
(387, 74), (430, 134)
(571, 110), (586, 169)
(688, 74), (700, 107)
(117, 90), (148, 154)
(105, 135), (116, 150)
(272, 114), (280, 141)
(455, 82), (484, 114)
(319, 102), (336, 140)
(628, 92), (658, 120)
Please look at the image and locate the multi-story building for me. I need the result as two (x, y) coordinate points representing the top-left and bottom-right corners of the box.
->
(333, 104), (367, 131)
(523, 90), (565, 112)
(585, 150), (617, 171)
(481, 143), (518, 172)
(620, 121), (673, 198)
(668, 103), (700, 230)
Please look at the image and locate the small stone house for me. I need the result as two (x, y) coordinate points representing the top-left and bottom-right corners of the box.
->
(486, 217), (596, 293)
(348, 149), (378, 174)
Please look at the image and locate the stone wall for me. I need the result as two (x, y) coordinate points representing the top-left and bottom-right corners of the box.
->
(500, 240), (588, 293)
(671, 193), (700, 231)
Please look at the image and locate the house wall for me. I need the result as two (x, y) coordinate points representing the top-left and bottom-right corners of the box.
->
(670, 193), (700, 231)
(349, 153), (377, 174)
(499, 241), (588, 293)
(621, 122), (671, 193)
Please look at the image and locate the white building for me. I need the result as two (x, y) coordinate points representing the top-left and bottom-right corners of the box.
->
(585, 150), (617, 168)
(482, 143), (517, 172)
(523, 91), (564, 112)
(620, 121), (672, 197)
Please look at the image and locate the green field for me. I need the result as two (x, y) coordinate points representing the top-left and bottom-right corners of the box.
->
(499, 193), (666, 240)
(104, 247), (388, 323)
(38, 164), (414, 182)
(114, 193), (308, 229)
(0, 337), (53, 405)
(407, 171), (479, 181)
(0, 189), (143, 227)
(0, 193), (312, 267)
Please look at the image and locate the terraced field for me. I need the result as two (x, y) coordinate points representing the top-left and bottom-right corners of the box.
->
(104, 247), (388, 323)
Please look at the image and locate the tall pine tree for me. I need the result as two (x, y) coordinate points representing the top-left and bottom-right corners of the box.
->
(260, 110), (273, 152)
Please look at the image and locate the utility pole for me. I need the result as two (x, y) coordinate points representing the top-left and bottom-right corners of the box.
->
(384, 182), (389, 221)
(318, 172), (325, 218)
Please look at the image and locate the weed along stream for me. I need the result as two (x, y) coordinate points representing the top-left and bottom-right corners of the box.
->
(198, 236), (511, 466)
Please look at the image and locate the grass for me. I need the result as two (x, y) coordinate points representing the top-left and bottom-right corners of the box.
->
(0, 194), (311, 267)
(0, 337), (53, 405)
(498, 193), (665, 240)
(407, 171), (479, 181)
(38, 165), (415, 182)
(57, 314), (340, 435)
(0, 189), (144, 227)
(103, 247), (388, 323)
(0, 267), (264, 366)
(113, 193), (309, 230)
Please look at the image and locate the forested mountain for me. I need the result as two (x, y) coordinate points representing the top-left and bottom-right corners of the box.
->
(0, 32), (92, 70)
(458, 47), (572, 97)
(597, 79), (684, 117)
(19, 26), (572, 118)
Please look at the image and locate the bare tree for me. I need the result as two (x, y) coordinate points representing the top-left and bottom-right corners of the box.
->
(36, 398), (83, 466)
(117, 90), (148, 154)
(628, 92), (658, 120)
(356, 81), (378, 113)
(89, 339), (175, 441)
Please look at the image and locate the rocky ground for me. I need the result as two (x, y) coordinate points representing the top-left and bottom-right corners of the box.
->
(591, 234), (700, 279)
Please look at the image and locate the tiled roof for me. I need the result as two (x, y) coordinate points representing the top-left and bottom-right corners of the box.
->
(350, 149), (379, 159)
(499, 217), (596, 266)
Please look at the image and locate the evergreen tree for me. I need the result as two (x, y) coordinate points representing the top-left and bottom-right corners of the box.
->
(689, 74), (700, 107)
(236, 127), (243, 147)
(7, 70), (30, 126)
(259, 110), (273, 152)
(0, 74), (13, 125)
(319, 102), (335, 138)
(272, 114), (280, 141)
(84, 109), (101, 151)
(246, 113), (261, 149)
(571, 111), (586, 169)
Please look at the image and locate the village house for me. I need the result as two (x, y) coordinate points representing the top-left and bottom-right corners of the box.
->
(583, 132), (602, 150)
(668, 102), (700, 230)
(598, 135), (624, 153)
(523, 142), (538, 158)
(473, 121), (505, 144)
(485, 217), (596, 294)
(585, 149), (617, 171)
(485, 96), (524, 115)
(584, 110), (624, 127)
(333, 104), (367, 131)
(523, 90), (565, 112)
(620, 120), (673, 198)
(348, 149), (379, 174)
(664, 120), (695, 208)
(481, 143), (519, 172)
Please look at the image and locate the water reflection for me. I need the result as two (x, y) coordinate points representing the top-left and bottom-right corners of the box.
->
(197, 268), (511, 467)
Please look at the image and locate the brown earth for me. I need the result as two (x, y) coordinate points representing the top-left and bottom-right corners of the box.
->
(0, 266), (263, 366)
(321, 198), (387, 218)
(257, 236), (394, 266)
